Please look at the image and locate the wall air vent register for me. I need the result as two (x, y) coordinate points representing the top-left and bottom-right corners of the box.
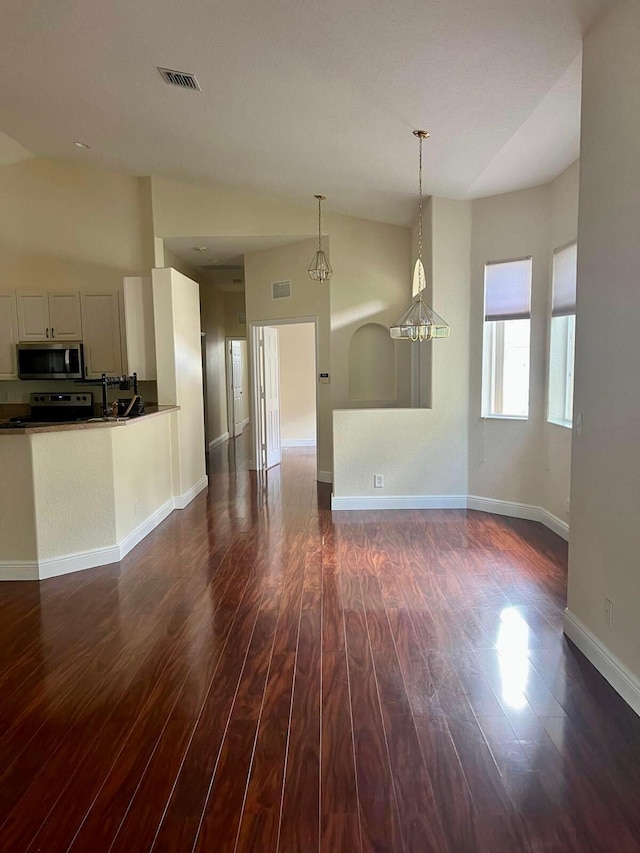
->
(271, 280), (292, 300)
(157, 67), (201, 91)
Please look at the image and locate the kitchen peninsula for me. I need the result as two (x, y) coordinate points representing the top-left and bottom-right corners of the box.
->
(0, 406), (186, 580)
(0, 267), (208, 581)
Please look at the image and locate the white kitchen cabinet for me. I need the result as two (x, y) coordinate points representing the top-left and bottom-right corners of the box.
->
(0, 292), (19, 379)
(123, 276), (156, 380)
(17, 292), (82, 341)
(81, 292), (122, 378)
(48, 292), (83, 340)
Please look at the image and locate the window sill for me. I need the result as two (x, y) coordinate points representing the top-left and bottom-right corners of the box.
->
(547, 418), (573, 430)
(482, 414), (529, 421)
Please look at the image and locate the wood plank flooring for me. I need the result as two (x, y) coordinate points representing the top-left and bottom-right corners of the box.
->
(2, 433), (640, 851)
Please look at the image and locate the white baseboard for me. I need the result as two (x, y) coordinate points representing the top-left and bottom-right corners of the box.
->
(208, 431), (229, 451)
(1, 478), (209, 582)
(241, 417), (249, 429)
(331, 494), (467, 511)
(118, 498), (175, 560)
(317, 470), (333, 484)
(282, 439), (316, 447)
(467, 495), (569, 540)
(0, 562), (39, 581)
(563, 609), (640, 717)
(331, 492), (569, 541)
(174, 476), (208, 510)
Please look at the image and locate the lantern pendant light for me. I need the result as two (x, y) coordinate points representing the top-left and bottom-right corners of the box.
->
(390, 131), (450, 342)
(308, 194), (333, 282)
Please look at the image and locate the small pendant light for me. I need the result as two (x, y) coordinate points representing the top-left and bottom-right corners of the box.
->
(390, 131), (450, 342)
(308, 194), (333, 282)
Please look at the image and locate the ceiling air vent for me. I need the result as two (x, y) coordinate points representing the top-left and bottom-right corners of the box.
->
(238, 312), (246, 325)
(271, 280), (292, 300)
(157, 67), (201, 91)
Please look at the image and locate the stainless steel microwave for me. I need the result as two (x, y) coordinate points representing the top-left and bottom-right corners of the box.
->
(17, 342), (84, 380)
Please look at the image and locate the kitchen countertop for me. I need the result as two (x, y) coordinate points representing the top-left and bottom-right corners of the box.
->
(0, 405), (180, 435)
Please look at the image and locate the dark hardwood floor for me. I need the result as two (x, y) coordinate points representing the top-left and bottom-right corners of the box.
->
(2, 432), (640, 851)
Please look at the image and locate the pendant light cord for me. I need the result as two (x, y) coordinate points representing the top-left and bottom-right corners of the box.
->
(318, 196), (322, 250)
(418, 134), (423, 294)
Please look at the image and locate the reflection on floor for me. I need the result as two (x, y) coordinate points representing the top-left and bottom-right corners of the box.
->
(1, 439), (640, 851)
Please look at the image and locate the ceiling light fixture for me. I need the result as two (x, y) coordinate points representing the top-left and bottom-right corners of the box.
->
(308, 195), (333, 282)
(390, 131), (450, 342)
(73, 141), (90, 149)
(193, 246), (208, 252)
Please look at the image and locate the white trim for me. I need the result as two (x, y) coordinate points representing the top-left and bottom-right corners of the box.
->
(330, 492), (569, 540)
(0, 562), (39, 581)
(563, 609), (640, 718)
(331, 495), (467, 511)
(467, 495), (569, 540)
(1, 479), (210, 581)
(241, 417), (249, 430)
(38, 545), (122, 579)
(317, 470), (333, 484)
(173, 476), (209, 510)
(118, 498), (175, 560)
(208, 431), (229, 451)
(282, 439), (316, 447)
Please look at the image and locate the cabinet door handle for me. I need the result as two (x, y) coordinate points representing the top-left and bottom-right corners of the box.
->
(46, 327), (49, 338)
(51, 328), (55, 339)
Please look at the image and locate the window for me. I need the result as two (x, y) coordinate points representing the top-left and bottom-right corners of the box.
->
(548, 242), (577, 427)
(482, 258), (532, 418)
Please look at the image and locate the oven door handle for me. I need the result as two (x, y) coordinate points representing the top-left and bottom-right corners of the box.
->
(64, 348), (71, 372)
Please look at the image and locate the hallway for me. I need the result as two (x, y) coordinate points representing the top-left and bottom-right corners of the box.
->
(0, 442), (639, 851)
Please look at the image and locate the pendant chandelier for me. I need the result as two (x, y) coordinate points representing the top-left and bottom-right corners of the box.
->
(390, 131), (450, 342)
(308, 194), (333, 282)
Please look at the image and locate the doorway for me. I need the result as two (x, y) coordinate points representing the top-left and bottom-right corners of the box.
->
(225, 338), (249, 438)
(250, 318), (318, 474)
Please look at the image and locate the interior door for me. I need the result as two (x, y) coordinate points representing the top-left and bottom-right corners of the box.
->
(263, 326), (281, 469)
(232, 340), (243, 437)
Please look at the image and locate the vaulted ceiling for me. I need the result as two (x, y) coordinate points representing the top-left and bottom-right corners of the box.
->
(0, 0), (613, 225)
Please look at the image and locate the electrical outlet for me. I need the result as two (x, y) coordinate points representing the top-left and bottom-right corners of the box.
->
(374, 474), (384, 488)
(575, 413), (583, 436)
(604, 597), (614, 627)
(134, 499), (140, 517)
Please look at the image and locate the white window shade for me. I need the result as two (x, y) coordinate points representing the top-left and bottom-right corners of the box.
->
(484, 258), (532, 321)
(552, 242), (577, 317)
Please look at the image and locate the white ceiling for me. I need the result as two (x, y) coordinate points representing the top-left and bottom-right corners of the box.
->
(0, 0), (612, 225)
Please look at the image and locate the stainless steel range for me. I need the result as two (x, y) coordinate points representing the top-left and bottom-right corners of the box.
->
(0, 392), (94, 429)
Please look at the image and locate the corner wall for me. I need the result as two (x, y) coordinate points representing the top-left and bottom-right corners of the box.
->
(565, 0), (640, 707)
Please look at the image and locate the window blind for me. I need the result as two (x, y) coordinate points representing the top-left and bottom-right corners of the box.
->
(484, 258), (532, 322)
(552, 242), (577, 317)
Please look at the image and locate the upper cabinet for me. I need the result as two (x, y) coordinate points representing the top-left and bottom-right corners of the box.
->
(123, 276), (156, 381)
(17, 292), (82, 341)
(0, 293), (19, 379)
(81, 292), (122, 378)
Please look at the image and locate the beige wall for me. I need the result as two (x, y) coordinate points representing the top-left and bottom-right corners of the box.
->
(199, 283), (228, 444)
(333, 198), (471, 498)
(225, 291), (247, 338)
(0, 436), (37, 565)
(244, 238), (330, 474)
(153, 268), (206, 499)
(278, 323), (316, 444)
(543, 161), (579, 521)
(112, 413), (173, 542)
(0, 158), (152, 292)
(567, 0), (640, 681)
